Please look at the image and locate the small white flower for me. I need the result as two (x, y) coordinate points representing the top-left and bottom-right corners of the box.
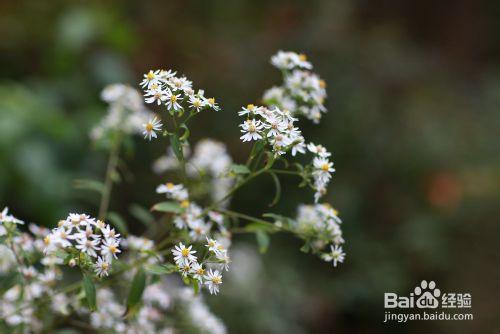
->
(142, 117), (163, 141)
(145, 88), (168, 105)
(313, 157), (335, 180)
(189, 95), (206, 112)
(322, 245), (345, 267)
(156, 182), (188, 201)
(239, 119), (264, 142)
(190, 262), (205, 282)
(203, 269), (223, 295)
(0, 207), (24, 225)
(140, 70), (161, 88)
(307, 143), (331, 158)
(76, 238), (100, 258)
(101, 225), (121, 242)
(94, 257), (110, 277)
(171, 243), (197, 265)
(205, 237), (222, 254)
(165, 91), (182, 111)
(206, 97), (220, 111)
(100, 238), (121, 261)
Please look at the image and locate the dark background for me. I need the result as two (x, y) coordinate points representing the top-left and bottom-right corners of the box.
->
(1, 0), (499, 333)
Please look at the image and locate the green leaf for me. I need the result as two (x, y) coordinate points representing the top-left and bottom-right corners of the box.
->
(230, 164), (250, 174)
(73, 179), (104, 194)
(82, 273), (97, 311)
(151, 201), (182, 214)
(144, 263), (177, 275)
(127, 268), (147, 311)
(268, 172), (281, 207)
(107, 211), (129, 235)
(255, 230), (270, 254)
(129, 204), (155, 228)
(170, 133), (183, 161)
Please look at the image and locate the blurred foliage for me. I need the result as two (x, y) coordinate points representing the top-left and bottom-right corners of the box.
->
(0, 0), (499, 333)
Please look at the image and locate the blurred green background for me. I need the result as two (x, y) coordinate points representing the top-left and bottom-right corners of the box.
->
(1, 0), (499, 333)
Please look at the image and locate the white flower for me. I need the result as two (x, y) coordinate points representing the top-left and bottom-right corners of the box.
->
(94, 257), (110, 277)
(143, 117), (163, 141)
(76, 238), (100, 258)
(322, 245), (345, 267)
(307, 142), (331, 158)
(190, 262), (205, 282)
(189, 95), (206, 112)
(171, 243), (197, 265)
(101, 225), (121, 242)
(206, 97), (220, 111)
(0, 207), (24, 225)
(239, 119), (264, 142)
(205, 237), (222, 254)
(188, 220), (210, 241)
(263, 114), (287, 138)
(215, 251), (231, 271)
(290, 138), (306, 156)
(238, 104), (262, 116)
(156, 182), (189, 201)
(100, 238), (121, 261)
(165, 90), (182, 111)
(203, 269), (222, 295)
(313, 157), (335, 181)
(140, 70), (161, 88)
(145, 88), (168, 105)
(53, 227), (74, 248)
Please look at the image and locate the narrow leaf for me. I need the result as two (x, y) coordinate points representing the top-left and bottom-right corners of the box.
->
(144, 263), (177, 275)
(151, 201), (182, 214)
(129, 204), (155, 228)
(82, 273), (97, 311)
(127, 268), (147, 310)
(73, 179), (104, 194)
(107, 211), (129, 234)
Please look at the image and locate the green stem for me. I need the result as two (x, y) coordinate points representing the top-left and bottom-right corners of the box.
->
(98, 136), (122, 221)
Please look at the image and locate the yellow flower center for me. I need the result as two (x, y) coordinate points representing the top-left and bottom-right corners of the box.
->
(193, 99), (201, 107)
(197, 268), (205, 275)
(109, 245), (117, 253)
(101, 262), (109, 270)
(58, 220), (65, 227)
(321, 163), (330, 172)
(212, 276), (221, 284)
(151, 83), (158, 90)
(208, 98), (215, 105)
(298, 54), (307, 61)
(247, 104), (254, 111)
(319, 79), (326, 88)
(181, 248), (190, 257)
(146, 123), (154, 131)
(147, 71), (155, 80)
(44, 235), (50, 245)
(180, 200), (190, 208)
(166, 182), (174, 189)
(170, 95), (177, 102)
(333, 209), (339, 216)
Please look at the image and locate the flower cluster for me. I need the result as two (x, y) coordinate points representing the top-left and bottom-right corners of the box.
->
(172, 240), (230, 295)
(154, 139), (235, 204)
(308, 142), (335, 202)
(264, 51), (327, 123)
(43, 213), (122, 277)
(0, 207), (24, 226)
(91, 84), (155, 141)
(156, 182), (230, 241)
(295, 203), (345, 266)
(239, 105), (306, 157)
